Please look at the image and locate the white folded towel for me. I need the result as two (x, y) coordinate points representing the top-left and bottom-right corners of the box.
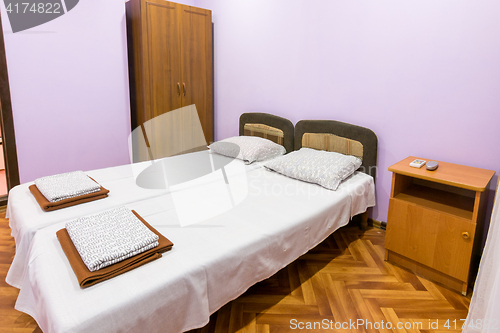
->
(65, 206), (160, 272)
(35, 171), (101, 202)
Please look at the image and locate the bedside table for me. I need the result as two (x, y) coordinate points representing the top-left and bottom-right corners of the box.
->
(384, 156), (495, 295)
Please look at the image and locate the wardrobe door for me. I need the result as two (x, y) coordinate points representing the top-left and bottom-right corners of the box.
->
(142, 0), (183, 159)
(145, 0), (183, 120)
(179, 6), (213, 144)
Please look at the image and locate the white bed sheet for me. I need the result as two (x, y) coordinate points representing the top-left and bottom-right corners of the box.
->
(11, 163), (375, 333)
(6, 151), (260, 289)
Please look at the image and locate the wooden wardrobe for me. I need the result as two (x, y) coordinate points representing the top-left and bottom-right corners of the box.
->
(126, 0), (213, 160)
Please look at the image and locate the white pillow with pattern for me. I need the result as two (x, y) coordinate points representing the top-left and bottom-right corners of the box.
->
(209, 136), (286, 164)
(264, 148), (362, 190)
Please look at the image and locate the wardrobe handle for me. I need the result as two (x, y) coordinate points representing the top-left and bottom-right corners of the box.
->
(182, 83), (186, 96)
(177, 82), (181, 96)
(462, 232), (470, 239)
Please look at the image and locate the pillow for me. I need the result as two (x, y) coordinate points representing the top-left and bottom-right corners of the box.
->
(209, 136), (286, 164)
(263, 148), (362, 190)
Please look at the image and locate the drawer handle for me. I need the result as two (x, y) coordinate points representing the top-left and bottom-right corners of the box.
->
(462, 232), (470, 239)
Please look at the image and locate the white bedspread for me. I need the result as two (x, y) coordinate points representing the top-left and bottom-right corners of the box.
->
(11, 161), (375, 333)
(6, 152), (260, 288)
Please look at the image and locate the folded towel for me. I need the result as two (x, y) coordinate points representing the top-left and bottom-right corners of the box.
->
(35, 171), (101, 202)
(66, 206), (160, 272)
(29, 182), (109, 212)
(57, 210), (173, 287)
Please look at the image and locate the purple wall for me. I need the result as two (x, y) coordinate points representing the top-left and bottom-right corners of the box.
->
(0, 0), (210, 184)
(175, 0), (198, 5)
(197, 0), (500, 222)
(1, 0), (499, 224)
(1, 0), (131, 183)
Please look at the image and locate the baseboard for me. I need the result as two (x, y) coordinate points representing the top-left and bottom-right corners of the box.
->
(386, 250), (467, 295)
(370, 218), (386, 230)
(352, 214), (386, 231)
(0, 194), (6, 208)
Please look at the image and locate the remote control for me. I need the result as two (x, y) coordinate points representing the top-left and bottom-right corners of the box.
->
(426, 161), (439, 171)
(409, 159), (426, 168)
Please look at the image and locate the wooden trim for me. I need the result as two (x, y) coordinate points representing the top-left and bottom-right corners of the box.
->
(386, 250), (468, 295)
(126, 0), (139, 131)
(0, 11), (20, 192)
(183, 10), (208, 16)
(469, 188), (490, 287)
(301, 132), (364, 160)
(471, 190), (483, 224)
(145, 2), (175, 9)
(370, 218), (383, 229)
(388, 156), (495, 192)
(211, 22), (214, 144)
(239, 113), (294, 153)
(391, 173), (413, 198)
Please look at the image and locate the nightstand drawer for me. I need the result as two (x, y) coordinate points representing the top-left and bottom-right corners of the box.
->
(385, 198), (476, 281)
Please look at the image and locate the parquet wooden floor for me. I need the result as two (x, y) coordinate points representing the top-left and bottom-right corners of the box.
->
(0, 208), (40, 333)
(189, 226), (470, 333)
(1, 210), (470, 333)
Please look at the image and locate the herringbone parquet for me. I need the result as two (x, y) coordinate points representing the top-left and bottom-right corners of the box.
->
(189, 226), (470, 333)
(0, 208), (40, 333)
(1, 211), (470, 333)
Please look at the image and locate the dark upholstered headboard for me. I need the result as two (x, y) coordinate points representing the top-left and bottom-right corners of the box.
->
(295, 120), (378, 179)
(239, 113), (294, 153)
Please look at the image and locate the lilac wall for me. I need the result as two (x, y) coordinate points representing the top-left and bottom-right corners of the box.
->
(1, 0), (499, 223)
(1, 0), (131, 183)
(175, 0), (198, 5)
(197, 0), (500, 222)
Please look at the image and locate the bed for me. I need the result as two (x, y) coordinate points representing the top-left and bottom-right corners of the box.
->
(6, 158), (173, 288)
(6, 113), (377, 333)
